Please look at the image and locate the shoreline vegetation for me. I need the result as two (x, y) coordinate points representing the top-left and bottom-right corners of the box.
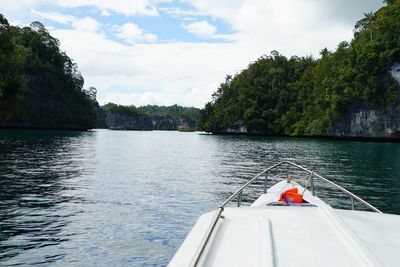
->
(1, 2), (400, 141)
(200, 1), (400, 140)
(201, 131), (400, 143)
(0, 13), (200, 132)
(97, 103), (201, 131)
(0, 15), (97, 130)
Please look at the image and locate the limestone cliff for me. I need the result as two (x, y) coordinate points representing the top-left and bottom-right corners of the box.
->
(331, 64), (400, 139)
(106, 112), (153, 130)
(390, 63), (400, 85)
(332, 103), (400, 139)
(104, 112), (197, 131)
(177, 117), (196, 132)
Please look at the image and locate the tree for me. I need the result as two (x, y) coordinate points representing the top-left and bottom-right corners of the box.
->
(0, 14), (9, 27)
(364, 12), (374, 42)
(86, 86), (97, 102)
(200, 2), (400, 136)
(354, 12), (375, 42)
(384, 0), (396, 5)
(0, 14), (98, 129)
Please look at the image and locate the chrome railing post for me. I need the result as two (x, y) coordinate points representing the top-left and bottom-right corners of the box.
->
(237, 191), (243, 207)
(264, 171), (268, 193)
(286, 164), (289, 178)
(310, 176), (315, 196)
(350, 197), (355, 210)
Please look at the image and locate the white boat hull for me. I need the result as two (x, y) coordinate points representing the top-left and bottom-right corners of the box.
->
(169, 180), (400, 267)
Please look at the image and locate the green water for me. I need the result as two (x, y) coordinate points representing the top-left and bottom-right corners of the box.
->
(0, 129), (399, 266)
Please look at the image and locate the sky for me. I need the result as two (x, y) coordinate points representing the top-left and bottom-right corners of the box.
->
(0, 0), (384, 108)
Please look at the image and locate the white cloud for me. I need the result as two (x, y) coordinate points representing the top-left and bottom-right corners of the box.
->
(50, 26), (256, 107)
(115, 23), (157, 44)
(30, 9), (100, 33)
(1, 0), (385, 108)
(116, 23), (142, 42)
(57, 0), (158, 16)
(0, 0), (54, 25)
(181, 20), (217, 38)
(0, 0), (51, 13)
(31, 8), (74, 24)
(144, 33), (158, 42)
(160, 7), (204, 20)
(72, 17), (100, 32)
(186, 0), (383, 56)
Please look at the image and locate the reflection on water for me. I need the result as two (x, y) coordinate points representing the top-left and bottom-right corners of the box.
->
(0, 130), (399, 266)
(0, 130), (95, 265)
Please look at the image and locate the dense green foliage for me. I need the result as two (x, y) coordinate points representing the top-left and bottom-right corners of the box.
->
(138, 104), (200, 130)
(138, 104), (200, 123)
(103, 103), (141, 116)
(0, 15), (98, 129)
(201, 2), (400, 135)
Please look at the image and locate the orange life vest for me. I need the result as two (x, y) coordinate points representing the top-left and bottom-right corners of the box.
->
(278, 187), (304, 203)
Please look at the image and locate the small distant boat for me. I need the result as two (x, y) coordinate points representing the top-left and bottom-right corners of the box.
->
(169, 161), (400, 267)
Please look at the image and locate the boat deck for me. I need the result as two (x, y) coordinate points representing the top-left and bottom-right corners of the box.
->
(169, 206), (400, 267)
(169, 162), (399, 267)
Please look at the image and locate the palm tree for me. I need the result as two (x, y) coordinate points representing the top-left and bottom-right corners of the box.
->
(364, 12), (374, 42)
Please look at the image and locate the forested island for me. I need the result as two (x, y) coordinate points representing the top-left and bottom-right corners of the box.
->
(0, 14), (98, 130)
(0, 14), (200, 131)
(97, 104), (200, 131)
(200, 1), (400, 139)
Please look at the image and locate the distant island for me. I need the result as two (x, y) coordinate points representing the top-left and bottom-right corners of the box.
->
(200, 1), (400, 139)
(97, 103), (200, 131)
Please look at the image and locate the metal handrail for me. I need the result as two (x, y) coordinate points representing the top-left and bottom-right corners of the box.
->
(221, 161), (286, 207)
(189, 207), (224, 267)
(190, 161), (382, 266)
(221, 161), (382, 213)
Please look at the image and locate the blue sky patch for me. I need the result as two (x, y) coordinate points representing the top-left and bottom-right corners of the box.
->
(24, 1), (236, 45)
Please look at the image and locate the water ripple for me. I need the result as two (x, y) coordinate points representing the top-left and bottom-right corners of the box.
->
(0, 130), (399, 266)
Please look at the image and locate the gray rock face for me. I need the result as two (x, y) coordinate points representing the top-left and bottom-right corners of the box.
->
(332, 103), (400, 138)
(106, 112), (153, 130)
(150, 115), (177, 130)
(104, 112), (197, 131)
(177, 117), (196, 131)
(390, 63), (400, 85)
(225, 126), (247, 133)
(225, 120), (247, 133)
(332, 64), (400, 138)
(216, 103), (400, 139)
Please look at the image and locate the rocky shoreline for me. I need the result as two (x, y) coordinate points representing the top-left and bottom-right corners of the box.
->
(211, 101), (400, 141)
(104, 112), (197, 131)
